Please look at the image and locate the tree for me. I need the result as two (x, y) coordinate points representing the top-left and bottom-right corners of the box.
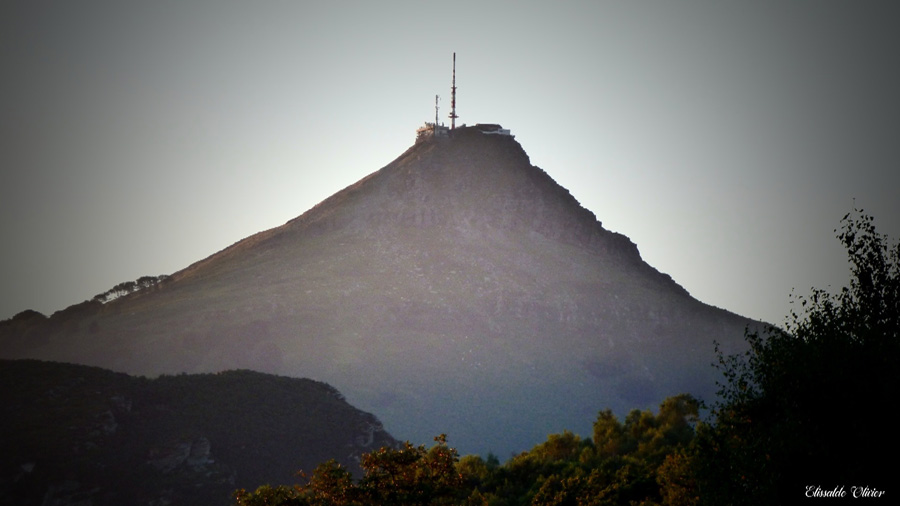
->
(593, 409), (630, 459)
(92, 274), (168, 303)
(695, 209), (899, 504)
(304, 460), (357, 506)
(233, 435), (465, 506)
(656, 450), (699, 506)
(232, 484), (307, 506)
(358, 434), (464, 505)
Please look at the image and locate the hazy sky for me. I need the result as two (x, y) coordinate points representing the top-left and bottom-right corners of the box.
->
(2, 1), (899, 327)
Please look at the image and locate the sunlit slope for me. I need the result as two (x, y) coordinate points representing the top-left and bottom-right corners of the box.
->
(3, 127), (757, 456)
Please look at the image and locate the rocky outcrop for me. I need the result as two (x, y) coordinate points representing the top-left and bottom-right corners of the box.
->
(147, 436), (220, 474)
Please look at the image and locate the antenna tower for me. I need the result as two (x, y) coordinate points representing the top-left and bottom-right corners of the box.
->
(449, 52), (458, 130)
(434, 95), (440, 125)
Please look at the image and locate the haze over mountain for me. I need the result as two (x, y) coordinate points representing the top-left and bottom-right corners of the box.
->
(2, 127), (758, 456)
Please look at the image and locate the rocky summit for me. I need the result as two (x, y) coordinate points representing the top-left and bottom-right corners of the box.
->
(2, 126), (758, 457)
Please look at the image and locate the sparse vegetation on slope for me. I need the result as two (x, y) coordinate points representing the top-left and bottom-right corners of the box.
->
(91, 274), (169, 303)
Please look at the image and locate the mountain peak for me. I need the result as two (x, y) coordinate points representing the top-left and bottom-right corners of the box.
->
(288, 124), (644, 265)
(2, 130), (754, 456)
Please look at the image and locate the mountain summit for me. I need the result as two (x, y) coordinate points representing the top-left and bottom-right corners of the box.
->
(3, 126), (755, 456)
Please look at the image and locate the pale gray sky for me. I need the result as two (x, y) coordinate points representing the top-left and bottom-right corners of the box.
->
(2, 1), (899, 326)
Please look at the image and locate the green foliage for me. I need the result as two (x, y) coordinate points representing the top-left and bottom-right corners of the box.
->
(233, 435), (466, 506)
(359, 434), (464, 505)
(694, 209), (899, 503)
(655, 450), (699, 506)
(233, 484), (308, 506)
(231, 396), (701, 506)
(452, 395), (700, 506)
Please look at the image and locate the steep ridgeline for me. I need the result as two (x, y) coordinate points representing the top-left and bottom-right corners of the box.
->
(2, 127), (759, 457)
(0, 359), (397, 506)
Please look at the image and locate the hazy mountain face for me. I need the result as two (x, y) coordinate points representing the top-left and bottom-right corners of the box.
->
(3, 127), (755, 456)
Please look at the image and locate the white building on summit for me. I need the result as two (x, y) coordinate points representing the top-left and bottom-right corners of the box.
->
(472, 123), (514, 137)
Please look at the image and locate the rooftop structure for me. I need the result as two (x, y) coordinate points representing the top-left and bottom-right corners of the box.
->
(473, 123), (514, 138)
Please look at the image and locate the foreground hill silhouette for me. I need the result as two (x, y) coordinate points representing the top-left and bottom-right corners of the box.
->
(2, 126), (758, 456)
(0, 359), (396, 506)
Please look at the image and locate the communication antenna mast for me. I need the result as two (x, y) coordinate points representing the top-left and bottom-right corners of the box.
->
(434, 95), (440, 125)
(449, 52), (458, 130)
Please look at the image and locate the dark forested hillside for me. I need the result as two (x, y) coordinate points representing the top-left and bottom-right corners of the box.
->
(0, 360), (397, 506)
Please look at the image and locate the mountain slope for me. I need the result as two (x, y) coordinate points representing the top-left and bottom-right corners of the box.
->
(0, 359), (397, 506)
(2, 126), (757, 456)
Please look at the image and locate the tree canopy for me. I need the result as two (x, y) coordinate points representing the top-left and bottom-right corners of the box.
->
(693, 209), (899, 503)
(233, 396), (702, 506)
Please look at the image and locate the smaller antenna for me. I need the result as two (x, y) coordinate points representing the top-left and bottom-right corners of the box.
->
(435, 95), (440, 125)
